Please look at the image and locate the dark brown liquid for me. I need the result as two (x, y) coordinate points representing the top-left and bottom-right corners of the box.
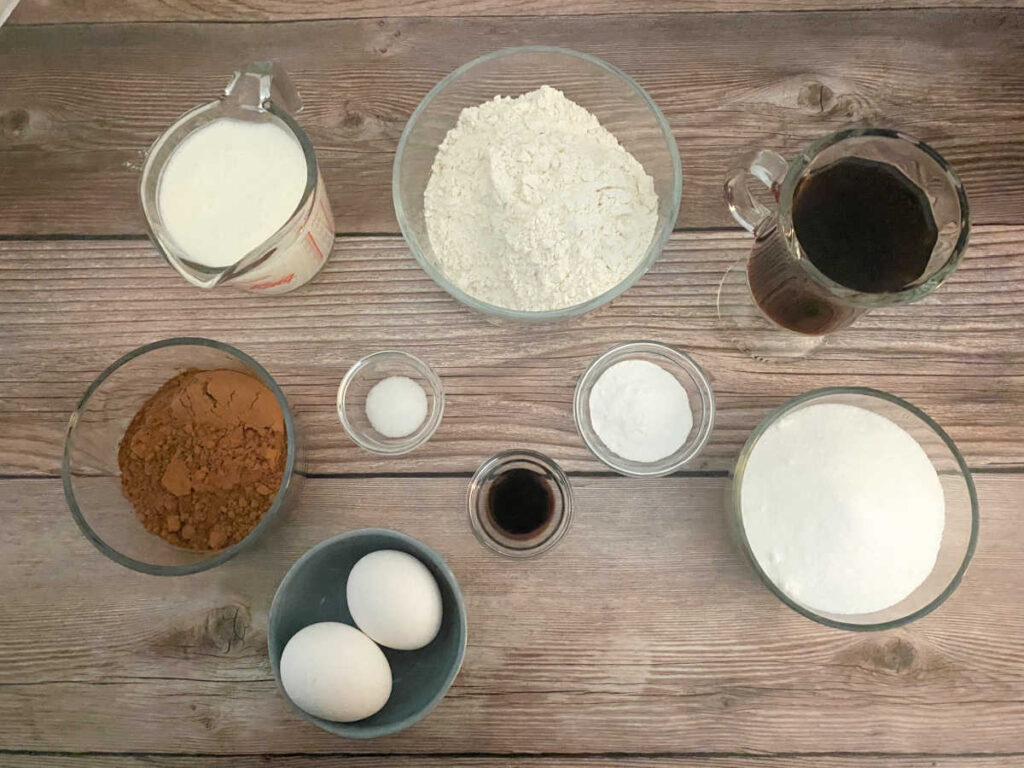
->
(793, 157), (937, 293)
(747, 157), (938, 335)
(487, 468), (554, 539)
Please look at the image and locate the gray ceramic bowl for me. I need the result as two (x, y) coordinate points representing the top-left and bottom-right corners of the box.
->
(268, 528), (467, 739)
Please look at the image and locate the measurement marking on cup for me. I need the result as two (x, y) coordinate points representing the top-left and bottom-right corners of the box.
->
(307, 231), (325, 261)
(250, 273), (296, 291)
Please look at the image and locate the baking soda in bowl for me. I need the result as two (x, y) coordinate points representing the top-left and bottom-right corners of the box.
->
(740, 403), (945, 616)
(141, 62), (335, 294)
(589, 359), (692, 463)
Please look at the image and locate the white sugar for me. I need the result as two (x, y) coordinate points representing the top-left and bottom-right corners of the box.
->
(741, 403), (945, 615)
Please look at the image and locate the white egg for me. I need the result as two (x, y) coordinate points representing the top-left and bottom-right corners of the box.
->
(279, 622), (391, 722)
(347, 549), (443, 650)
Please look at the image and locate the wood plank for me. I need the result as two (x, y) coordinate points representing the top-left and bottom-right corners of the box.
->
(2, 227), (1022, 476)
(0, 474), (1019, 753)
(6, 757), (1024, 767)
(7, 0), (1019, 24)
(0, 11), (1022, 235)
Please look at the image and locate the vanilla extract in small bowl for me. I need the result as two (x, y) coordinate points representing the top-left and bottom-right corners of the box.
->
(468, 450), (573, 558)
(488, 468), (554, 538)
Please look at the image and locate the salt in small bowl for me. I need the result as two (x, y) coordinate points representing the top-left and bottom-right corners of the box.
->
(338, 351), (444, 456)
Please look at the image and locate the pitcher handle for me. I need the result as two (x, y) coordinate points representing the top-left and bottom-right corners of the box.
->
(724, 149), (789, 233)
(223, 60), (303, 115)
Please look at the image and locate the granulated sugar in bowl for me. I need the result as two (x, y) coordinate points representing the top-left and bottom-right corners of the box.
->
(731, 387), (978, 631)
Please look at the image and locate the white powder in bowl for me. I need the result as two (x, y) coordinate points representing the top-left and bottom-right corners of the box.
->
(423, 86), (659, 312)
(589, 359), (693, 463)
(365, 376), (427, 438)
(741, 403), (945, 616)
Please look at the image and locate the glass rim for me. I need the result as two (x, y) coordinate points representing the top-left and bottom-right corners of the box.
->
(731, 385), (979, 631)
(139, 100), (321, 288)
(392, 45), (683, 322)
(62, 336), (297, 576)
(573, 341), (716, 477)
(776, 127), (971, 308)
(467, 448), (574, 558)
(337, 350), (445, 456)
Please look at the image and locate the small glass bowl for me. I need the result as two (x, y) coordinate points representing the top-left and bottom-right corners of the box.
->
(574, 342), (715, 477)
(468, 450), (573, 558)
(393, 46), (682, 323)
(338, 351), (444, 455)
(730, 387), (979, 631)
(62, 338), (298, 576)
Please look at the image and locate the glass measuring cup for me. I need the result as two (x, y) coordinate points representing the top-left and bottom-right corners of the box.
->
(717, 128), (969, 359)
(140, 61), (335, 294)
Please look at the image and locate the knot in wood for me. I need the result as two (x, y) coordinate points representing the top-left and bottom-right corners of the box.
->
(847, 636), (921, 676)
(0, 108), (30, 141)
(798, 82), (836, 114)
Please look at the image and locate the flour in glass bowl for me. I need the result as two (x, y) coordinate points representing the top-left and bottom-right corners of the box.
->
(424, 86), (659, 312)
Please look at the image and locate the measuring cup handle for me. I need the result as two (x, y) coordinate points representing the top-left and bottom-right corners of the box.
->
(724, 149), (789, 233)
(223, 61), (303, 114)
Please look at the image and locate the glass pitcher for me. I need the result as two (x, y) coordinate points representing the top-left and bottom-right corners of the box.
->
(140, 62), (335, 294)
(718, 128), (969, 359)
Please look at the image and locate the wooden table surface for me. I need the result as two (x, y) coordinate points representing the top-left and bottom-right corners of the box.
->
(2, 0), (1023, 765)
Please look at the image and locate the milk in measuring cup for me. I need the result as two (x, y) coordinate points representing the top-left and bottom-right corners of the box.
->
(158, 118), (307, 269)
(141, 62), (335, 294)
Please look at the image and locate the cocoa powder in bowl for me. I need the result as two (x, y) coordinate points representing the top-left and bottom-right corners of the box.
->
(118, 368), (287, 551)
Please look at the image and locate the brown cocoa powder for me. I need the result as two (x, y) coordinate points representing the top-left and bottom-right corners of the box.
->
(118, 368), (287, 551)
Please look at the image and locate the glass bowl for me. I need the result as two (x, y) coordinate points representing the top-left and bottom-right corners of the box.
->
(338, 351), (444, 455)
(62, 338), (298, 576)
(730, 387), (979, 631)
(574, 342), (715, 477)
(467, 450), (574, 559)
(393, 46), (682, 323)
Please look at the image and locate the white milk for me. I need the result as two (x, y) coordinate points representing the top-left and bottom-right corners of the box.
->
(741, 403), (945, 616)
(158, 117), (308, 268)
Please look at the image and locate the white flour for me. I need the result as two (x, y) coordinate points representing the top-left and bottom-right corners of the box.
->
(741, 403), (945, 616)
(424, 86), (659, 312)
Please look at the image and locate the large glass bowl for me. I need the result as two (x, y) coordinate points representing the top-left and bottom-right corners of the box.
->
(730, 387), (978, 631)
(393, 46), (682, 323)
(62, 338), (298, 576)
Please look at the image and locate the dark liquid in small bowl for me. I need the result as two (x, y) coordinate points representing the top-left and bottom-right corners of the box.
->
(487, 468), (554, 540)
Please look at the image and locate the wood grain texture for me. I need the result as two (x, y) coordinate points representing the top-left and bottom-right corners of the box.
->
(6, 758), (1024, 767)
(0, 474), (1018, 754)
(1, 11), (1022, 235)
(8, 0), (1021, 24)
(2, 227), (1022, 476)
